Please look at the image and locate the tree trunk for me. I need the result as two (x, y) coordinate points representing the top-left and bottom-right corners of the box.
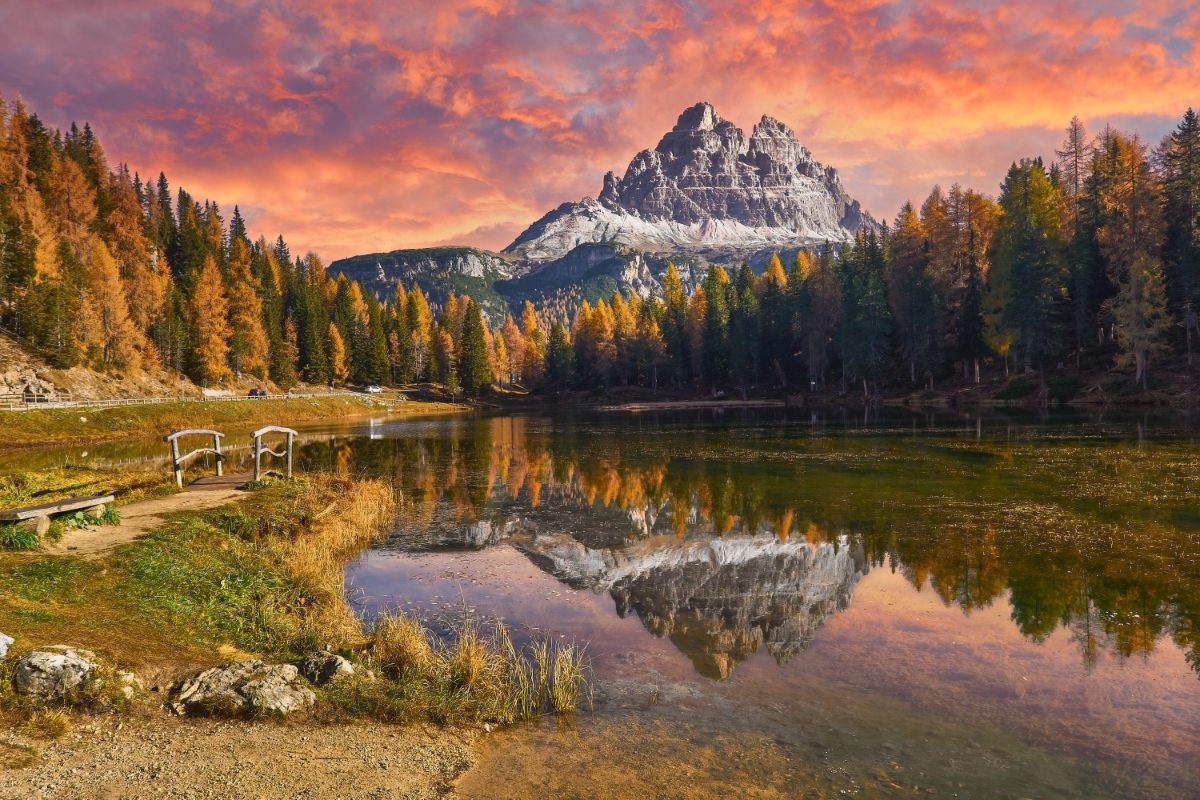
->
(973, 358), (980, 386)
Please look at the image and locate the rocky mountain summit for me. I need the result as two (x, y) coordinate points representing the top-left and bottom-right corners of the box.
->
(330, 102), (873, 312)
(505, 102), (873, 262)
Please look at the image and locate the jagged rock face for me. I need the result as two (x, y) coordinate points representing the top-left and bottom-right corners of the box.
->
(506, 102), (873, 262)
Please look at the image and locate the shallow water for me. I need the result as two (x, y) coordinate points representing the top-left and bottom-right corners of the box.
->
(7, 409), (1199, 797)
(333, 411), (1200, 799)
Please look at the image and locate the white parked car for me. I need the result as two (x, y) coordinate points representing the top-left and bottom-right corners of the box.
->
(364, 385), (383, 394)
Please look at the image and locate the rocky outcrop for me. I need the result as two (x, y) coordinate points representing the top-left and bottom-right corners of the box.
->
(172, 661), (316, 717)
(12, 646), (101, 697)
(506, 102), (874, 262)
(296, 651), (355, 685)
(0, 632), (12, 661)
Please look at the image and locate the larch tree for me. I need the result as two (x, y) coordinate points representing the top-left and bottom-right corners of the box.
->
(226, 237), (269, 377)
(188, 255), (231, 383)
(327, 322), (349, 384)
(1110, 253), (1171, 389)
(78, 238), (144, 368)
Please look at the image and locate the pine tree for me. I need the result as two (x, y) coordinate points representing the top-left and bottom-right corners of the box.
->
(990, 159), (1069, 377)
(701, 266), (731, 387)
(458, 300), (492, 396)
(546, 321), (574, 386)
(887, 203), (938, 384)
(1161, 109), (1200, 362)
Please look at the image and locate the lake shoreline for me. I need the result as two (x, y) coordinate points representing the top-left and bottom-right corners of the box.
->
(0, 396), (467, 450)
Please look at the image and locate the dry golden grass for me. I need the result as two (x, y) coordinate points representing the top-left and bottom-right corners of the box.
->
(343, 611), (592, 724)
(269, 476), (396, 647)
(19, 709), (71, 740)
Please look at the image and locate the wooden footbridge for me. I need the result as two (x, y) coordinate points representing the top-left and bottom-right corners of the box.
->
(165, 426), (298, 489)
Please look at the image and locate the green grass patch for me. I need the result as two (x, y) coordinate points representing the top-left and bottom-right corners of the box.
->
(0, 523), (41, 551)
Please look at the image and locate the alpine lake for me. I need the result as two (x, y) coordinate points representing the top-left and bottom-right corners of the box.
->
(6, 408), (1199, 799)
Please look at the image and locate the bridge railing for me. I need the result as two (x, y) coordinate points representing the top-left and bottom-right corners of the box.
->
(164, 429), (225, 488)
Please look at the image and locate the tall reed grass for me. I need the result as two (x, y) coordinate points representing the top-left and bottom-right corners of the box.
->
(323, 610), (592, 724)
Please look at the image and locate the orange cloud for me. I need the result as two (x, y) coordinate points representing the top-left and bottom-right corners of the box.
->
(0, 0), (1196, 260)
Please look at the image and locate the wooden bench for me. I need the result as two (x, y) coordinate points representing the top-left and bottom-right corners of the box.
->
(0, 494), (115, 536)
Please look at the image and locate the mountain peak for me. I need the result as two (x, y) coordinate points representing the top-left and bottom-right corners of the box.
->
(504, 103), (874, 261)
(674, 101), (721, 132)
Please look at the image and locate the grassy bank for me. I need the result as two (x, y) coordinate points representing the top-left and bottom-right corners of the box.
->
(0, 395), (464, 450)
(0, 473), (588, 731)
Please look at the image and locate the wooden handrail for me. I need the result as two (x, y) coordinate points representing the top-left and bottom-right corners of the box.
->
(165, 429), (225, 487)
(252, 426), (298, 481)
(164, 429), (224, 443)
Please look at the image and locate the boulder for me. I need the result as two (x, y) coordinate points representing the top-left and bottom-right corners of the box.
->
(296, 650), (355, 685)
(172, 661), (315, 716)
(0, 632), (13, 661)
(12, 646), (100, 697)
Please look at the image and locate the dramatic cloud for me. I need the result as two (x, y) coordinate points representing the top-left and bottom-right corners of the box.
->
(1, 0), (1197, 260)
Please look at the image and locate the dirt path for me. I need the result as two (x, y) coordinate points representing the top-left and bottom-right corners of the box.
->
(40, 488), (245, 558)
(0, 715), (479, 800)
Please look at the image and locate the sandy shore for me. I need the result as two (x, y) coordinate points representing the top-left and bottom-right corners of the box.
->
(0, 715), (479, 800)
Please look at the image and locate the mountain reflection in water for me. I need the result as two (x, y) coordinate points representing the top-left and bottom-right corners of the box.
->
(315, 413), (1200, 682)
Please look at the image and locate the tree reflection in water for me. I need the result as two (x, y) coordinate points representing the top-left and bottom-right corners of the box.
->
(301, 414), (1200, 680)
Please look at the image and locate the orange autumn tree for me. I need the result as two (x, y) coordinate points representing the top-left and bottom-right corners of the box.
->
(189, 255), (231, 383)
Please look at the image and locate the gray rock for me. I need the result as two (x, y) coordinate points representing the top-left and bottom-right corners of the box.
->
(172, 661), (315, 716)
(296, 651), (355, 685)
(0, 632), (13, 661)
(12, 645), (100, 697)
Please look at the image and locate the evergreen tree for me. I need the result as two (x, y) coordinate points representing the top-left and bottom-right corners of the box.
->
(458, 300), (492, 395)
(546, 321), (574, 386)
(990, 160), (1069, 377)
(701, 266), (731, 387)
(1161, 109), (1200, 362)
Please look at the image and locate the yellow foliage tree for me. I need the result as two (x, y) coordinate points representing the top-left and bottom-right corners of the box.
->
(189, 255), (231, 383)
(78, 239), (145, 369)
(328, 322), (349, 383)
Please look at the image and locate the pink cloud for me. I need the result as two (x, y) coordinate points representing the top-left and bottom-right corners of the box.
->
(0, 0), (1196, 260)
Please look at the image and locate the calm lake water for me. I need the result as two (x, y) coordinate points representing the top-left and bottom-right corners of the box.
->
(7, 409), (1199, 797)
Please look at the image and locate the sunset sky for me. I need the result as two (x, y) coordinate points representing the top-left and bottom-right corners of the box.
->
(1, 0), (1197, 262)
